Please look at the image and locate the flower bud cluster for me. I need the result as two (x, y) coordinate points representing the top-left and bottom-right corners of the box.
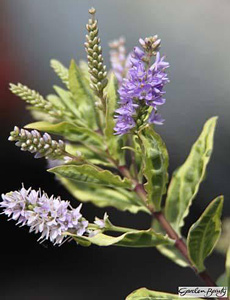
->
(85, 8), (108, 107)
(139, 35), (161, 56)
(1, 186), (88, 245)
(9, 126), (66, 160)
(9, 83), (73, 119)
(109, 37), (132, 85)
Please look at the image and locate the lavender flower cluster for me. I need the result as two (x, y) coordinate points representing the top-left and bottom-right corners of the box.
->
(1, 186), (88, 245)
(114, 38), (169, 135)
(109, 37), (131, 86)
(9, 126), (66, 160)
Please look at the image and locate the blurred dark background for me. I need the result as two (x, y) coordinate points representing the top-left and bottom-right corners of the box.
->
(0, 1), (229, 299)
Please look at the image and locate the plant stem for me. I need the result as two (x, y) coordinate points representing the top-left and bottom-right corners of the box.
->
(88, 223), (136, 234)
(199, 271), (217, 287)
(65, 152), (100, 168)
(118, 166), (219, 289)
(118, 165), (133, 179)
(154, 211), (221, 298)
(104, 138), (220, 291)
(107, 225), (138, 234)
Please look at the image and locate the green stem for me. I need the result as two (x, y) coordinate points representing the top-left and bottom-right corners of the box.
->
(64, 152), (84, 162)
(95, 108), (104, 133)
(64, 152), (102, 169)
(99, 92), (107, 114)
(88, 223), (138, 234)
(106, 225), (138, 234)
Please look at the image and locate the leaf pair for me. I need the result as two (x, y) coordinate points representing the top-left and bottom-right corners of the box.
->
(48, 164), (150, 214)
(58, 178), (149, 214)
(68, 59), (98, 129)
(135, 117), (217, 217)
(152, 117), (221, 269)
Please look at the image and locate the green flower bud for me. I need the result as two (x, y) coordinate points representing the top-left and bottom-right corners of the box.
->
(85, 7), (108, 112)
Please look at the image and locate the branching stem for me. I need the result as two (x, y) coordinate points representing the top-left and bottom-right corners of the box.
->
(117, 165), (219, 290)
(98, 121), (220, 293)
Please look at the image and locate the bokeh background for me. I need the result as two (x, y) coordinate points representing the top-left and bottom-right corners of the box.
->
(1, 0), (229, 299)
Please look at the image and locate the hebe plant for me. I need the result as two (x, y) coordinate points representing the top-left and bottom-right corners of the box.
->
(1, 7), (230, 299)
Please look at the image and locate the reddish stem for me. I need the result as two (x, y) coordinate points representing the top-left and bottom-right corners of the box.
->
(119, 166), (219, 289)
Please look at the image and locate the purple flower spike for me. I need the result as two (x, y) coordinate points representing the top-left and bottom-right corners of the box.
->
(1, 186), (89, 245)
(109, 37), (132, 85)
(114, 40), (169, 135)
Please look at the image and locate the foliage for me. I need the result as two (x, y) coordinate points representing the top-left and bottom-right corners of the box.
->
(187, 196), (223, 272)
(165, 117), (217, 235)
(2, 6), (228, 300)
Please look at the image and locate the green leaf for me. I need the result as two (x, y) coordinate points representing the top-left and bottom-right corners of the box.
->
(28, 108), (56, 123)
(69, 60), (86, 104)
(69, 59), (95, 104)
(59, 178), (149, 214)
(126, 288), (202, 299)
(139, 127), (169, 211)
(187, 196), (223, 272)
(79, 60), (91, 83)
(215, 217), (230, 254)
(78, 60), (99, 114)
(50, 59), (69, 88)
(104, 73), (122, 160)
(165, 117), (218, 234)
(104, 73), (117, 138)
(68, 59), (97, 129)
(124, 135), (143, 182)
(66, 144), (113, 167)
(46, 94), (65, 109)
(25, 121), (104, 146)
(69, 229), (173, 248)
(53, 85), (81, 118)
(49, 164), (133, 188)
